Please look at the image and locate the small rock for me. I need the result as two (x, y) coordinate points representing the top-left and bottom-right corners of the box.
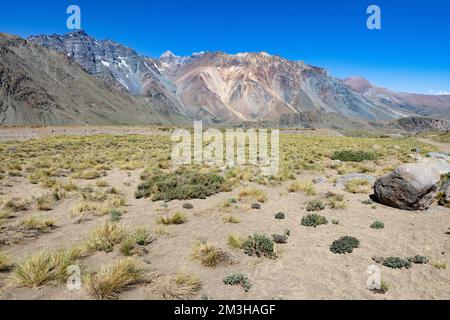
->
(313, 176), (327, 184)
(251, 203), (261, 210)
(411, 147), (422, 153)
(427, 152), (450, 161)
(335, 173), (376, 188)
(182, 203), (194, 209)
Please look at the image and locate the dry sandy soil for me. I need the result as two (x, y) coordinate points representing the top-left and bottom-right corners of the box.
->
(0, 127), (449, 300)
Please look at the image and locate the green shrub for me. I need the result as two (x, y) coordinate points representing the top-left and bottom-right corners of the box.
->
(370, 221), (384, 229)
(408, 255), (429, 264)
(135, 170), (224, 201)
(275, 212), (285, 220)
(301, 214), (328, 227)
(243, 234), (276, 258)
(109, 209), (123, 222)
(223, 274), (251, 292)
(331, 150), (377, 162)
(382, 257), (412, 269)
(330, 236), (360, 254)
(306, 199), (325, 212)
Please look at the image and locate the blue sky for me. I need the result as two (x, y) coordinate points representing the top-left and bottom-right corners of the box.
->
(1, 0), (449, 94)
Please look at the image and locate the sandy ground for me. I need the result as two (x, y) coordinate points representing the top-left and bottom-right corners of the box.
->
(0, 165), (449, 300)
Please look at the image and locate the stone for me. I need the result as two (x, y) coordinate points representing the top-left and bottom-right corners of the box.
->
(251, 203), (261, 210)
(313, 176), (327, 184)
(335, 173), (376, 188)
(418, 158), (450, 175)
(427, 152), (450, 161)
(374, 163), (441, 211)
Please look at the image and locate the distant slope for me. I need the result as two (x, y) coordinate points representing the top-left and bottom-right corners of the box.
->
(0, 33), (188, 125)
(344, 77), (450, 120)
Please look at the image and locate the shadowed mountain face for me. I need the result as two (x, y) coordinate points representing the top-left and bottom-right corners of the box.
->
(28, 30), (420, 125)
(1, 30), (446, 127)
(0, 33), (189, 125)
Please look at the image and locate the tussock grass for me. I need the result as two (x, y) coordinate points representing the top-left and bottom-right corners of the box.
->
(14, 248), (82, 287)
(33, 192), (53, 211)
(20, 217), (56, 232)
(86, 259), (145, 300)
(191, 240), (228, 267)
(288, 180), (316, 196)
(157, 213), (187, 225)
(86, 222), (128, 253)
(223, 215), (241, 224)
(3, 197), (27, 212)
(159, 272), (202, 300)
(345, 179), (371, 194)
(0, 252), (12, 272)
(238, 187), (267, 203)
(227, 234), (245, 249)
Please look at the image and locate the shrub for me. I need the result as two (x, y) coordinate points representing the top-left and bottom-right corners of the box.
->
(87, 222), (128, 253)
(135, 170), (224, 201)
(370, 221), (385, 229)
(306, 199), (325, 212)
(301, 214), (328, 227)
(86, 259), (145, 300)
(331, 150), (377, 162)
(158, 212), (187, 225)
(33, 193), (53, 211)
(243, 234), (276, 258)
(275, 212), (285, 220)
(382, 257), (412, 269)
(288, 181), (316, 196)
(330, 236), (360, 254)
(109, 209), (123, 222)
(223, 274), (251, 292)
(239, 187), (267, 203)
(191, 240), (228, 267)
(408, 255), (428, 264)
(4, 197), (27, 212)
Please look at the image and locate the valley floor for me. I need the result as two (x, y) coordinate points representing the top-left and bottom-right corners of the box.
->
(0, 127), (449, 300)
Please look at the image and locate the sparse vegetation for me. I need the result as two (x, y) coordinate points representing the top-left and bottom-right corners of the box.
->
(382, 257), (412, 269)
(345, 179), (371, 194)
(0, 252), (12, 272)
(158, 212), (187, 225)
(288, 180), (316, 196)
(86, 222), (128, 253)
(239, 187), (267, 203)
(370, 221), (385, 229)
(331, 150), (377, 162)
(191, 240), (228, 267)
(159, 272), (202, 300)
(306, 199), (325, 212)
(228, 234), (245, 249)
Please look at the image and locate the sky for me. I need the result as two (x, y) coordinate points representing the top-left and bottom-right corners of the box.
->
(1, 0), (449, 94)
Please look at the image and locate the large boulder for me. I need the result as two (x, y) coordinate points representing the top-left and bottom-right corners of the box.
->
(374, 163), (442, 211)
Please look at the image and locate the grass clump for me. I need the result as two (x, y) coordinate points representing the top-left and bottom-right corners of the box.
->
(119, 228), (152, 256)
(301, 214), (328, 227)
(330, 236), (360, 254)
(157, 212), (187, 225)
(3, 197), (27, 212)
(78, 170), (101, 180)
(20, 217), (56, 232)
(135, 169), (224, 201)
(306, 199), (325, 212)
(33, 193), (53, 211)
(370, 221), (385, 229)
(223, 215), (240, 224)
(331, 150), (377, 162)
(86, 222), (128, 253)
(227, 234), (245, 249)
(243, 234), (276, 258)
(14, 248), (82, 287)
(345, 179), (371, 194)
(288, 181), (316, 196)
(223, 274), (251, 292)
(432, 262), (447, 270)
(86, 258), (145, 300)
(160, 272), (202, 300)
(238, 187), (268, 203)
(191, 240), (228, 267)
(0, 252), (12, 272)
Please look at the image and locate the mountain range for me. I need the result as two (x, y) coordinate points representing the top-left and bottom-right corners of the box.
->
(1, 30), (449, 130)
